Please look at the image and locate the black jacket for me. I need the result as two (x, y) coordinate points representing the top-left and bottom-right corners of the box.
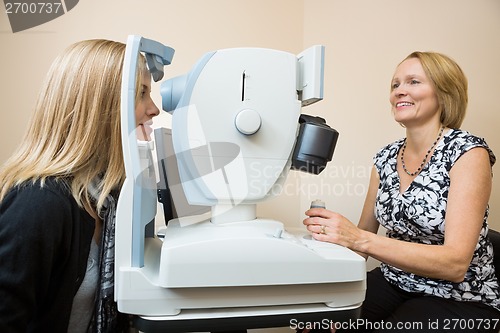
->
(0, 178), (95, 332)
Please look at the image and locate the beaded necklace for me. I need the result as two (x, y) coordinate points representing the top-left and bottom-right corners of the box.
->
(401, 126), (445, 176)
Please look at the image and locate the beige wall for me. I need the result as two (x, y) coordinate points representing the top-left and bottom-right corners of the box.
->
(296, 0), (500, 231)
(1, 0), (499, 233)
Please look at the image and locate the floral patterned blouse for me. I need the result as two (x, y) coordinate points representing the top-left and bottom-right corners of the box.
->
(374, 128), (499, 311)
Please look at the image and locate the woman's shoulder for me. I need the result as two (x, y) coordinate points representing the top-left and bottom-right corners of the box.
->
(0, 177), (77, 227)
(443, 129), (496, 167)
(374, 138), (404, 162)
(3, 177), (71, 203)
(445, 128), (489, 146)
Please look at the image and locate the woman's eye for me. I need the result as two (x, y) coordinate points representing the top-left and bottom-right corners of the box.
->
(392, 82), (399, 89)
(410, 79), (420, 85)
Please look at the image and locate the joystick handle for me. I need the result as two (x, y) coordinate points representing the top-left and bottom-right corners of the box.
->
(310, 199), (326, 209)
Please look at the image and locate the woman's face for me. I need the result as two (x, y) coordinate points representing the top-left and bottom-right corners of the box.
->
(390, 57), (440, 127)
(135, 72), (160, 141)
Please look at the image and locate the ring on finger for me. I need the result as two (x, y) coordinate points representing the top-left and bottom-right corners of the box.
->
(320, 225), (326, 234)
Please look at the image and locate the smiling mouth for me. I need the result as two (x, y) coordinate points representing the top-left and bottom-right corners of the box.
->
(396, 102), (414, 107)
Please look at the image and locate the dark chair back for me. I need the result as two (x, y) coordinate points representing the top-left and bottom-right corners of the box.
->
(488, 229), (500, 282)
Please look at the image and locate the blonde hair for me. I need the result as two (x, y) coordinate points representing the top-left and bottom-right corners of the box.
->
(402, 51), (468, 129)
(0, 39), (148, 214)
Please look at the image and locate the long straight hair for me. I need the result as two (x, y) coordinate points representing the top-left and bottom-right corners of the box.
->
(0, 39), (147, 214)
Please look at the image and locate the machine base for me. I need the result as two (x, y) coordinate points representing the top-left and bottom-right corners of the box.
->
(134, 303), (362, 333)
(116, 221), (366, 316)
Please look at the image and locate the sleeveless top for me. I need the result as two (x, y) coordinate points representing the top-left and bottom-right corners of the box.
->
(373, 128), (499, 311)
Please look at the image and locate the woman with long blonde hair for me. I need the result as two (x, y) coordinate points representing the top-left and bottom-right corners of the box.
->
(0, 39), (159, 332)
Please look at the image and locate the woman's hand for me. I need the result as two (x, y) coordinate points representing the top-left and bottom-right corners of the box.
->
(303, 207), (368, 253)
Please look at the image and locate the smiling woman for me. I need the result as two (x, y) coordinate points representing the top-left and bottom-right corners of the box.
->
(391, 52), (468, 130)
(390, 57), (441, 129)
(302, 51), (499, 332)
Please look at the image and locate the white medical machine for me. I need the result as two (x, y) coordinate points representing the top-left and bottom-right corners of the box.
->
(115, 35), (366, 331)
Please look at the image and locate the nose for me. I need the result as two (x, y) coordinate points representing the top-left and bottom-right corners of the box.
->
(148, 99), (160, 118)
(393, 85), (407, 97)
